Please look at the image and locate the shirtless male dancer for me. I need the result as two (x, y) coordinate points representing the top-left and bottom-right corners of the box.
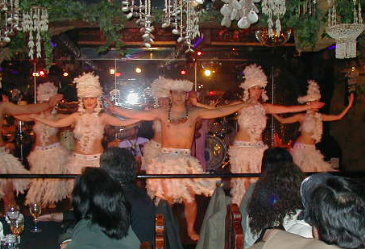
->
(108, 77), (247, 240)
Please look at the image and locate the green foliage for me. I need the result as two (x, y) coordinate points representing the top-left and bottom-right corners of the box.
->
(5, 0), (125, 64)
(3, 0), (365, 64)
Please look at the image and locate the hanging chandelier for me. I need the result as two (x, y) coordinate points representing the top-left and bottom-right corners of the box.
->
(261, 0), (286, 37)
(163, 0), (202, 53)
(0, 0), (22, 47)
(122, 0), (204, 52)
(122, 0), (155, 48)
(255, 28), (291, 46)
(326, 0), (364, 59)
(22, 6), (49, 60)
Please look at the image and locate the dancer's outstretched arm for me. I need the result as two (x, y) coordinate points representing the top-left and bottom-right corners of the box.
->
(197, 102), (246, 119)
(108, 100), (160, 121)
(30, 113), (77, 128)
(272, 113), (304, 124)
(2, 94), (63, 115)
(101, 113), (140, 127)
(322, 94), (354, 121)
(264, 101), (324, 114)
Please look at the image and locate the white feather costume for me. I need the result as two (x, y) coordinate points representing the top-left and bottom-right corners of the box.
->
(228, 104), (268, 204)
(146, 148), (217, 203)
(291, 112), (333, 172)
(292, 81), (333, 172)
(67, 112), (104, 174)
(26, 142), (70, 205)
(0, 148), (30, 198)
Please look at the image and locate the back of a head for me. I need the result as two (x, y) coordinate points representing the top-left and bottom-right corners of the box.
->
(100, 147), (137, 184)
(261, 147), (293, 172)
(307, 176), (365, 249)
(72, 167), (130, 239)
(248, 161), (305, 235)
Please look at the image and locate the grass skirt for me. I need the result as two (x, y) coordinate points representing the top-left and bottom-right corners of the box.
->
(0, 147), (30, 198)
(291, 143), (334, 172)
(146, 148), (217, 203)
(26, 143), (70, 206)
(228, 141), (267, 204)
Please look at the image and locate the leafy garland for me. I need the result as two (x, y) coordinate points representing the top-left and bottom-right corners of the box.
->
(5, 0), (126, 66)
(2, 0), (365, 65)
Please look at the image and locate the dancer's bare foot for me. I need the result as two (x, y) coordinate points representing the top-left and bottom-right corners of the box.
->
(188, 230), (200, 241)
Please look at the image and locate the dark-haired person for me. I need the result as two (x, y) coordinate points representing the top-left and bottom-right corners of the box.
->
(65, 167), (140, 249)
(244, 160), (310, 247)
(249, 174), (365, 249)
(100, 147), (155, 243)
(0, 91), (62, 207)
(40, 147), (155, 246)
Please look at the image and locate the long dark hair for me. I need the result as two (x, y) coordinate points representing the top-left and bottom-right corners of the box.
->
(72, 167), (130, 239)
(248, 161), (305, 235)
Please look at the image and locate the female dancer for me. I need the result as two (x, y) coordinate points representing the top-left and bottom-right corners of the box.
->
(31, 73), (139, 176)
(229, 64), (324, 205)
(16, 82), (70, 207)
(0, 91), (62, 207)
(274, 80), (354, 172)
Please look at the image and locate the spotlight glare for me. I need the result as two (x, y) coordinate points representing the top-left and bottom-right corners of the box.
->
(32, 72), (39, 77)
(63, 72), (69, 77)
(135, 67), (142, 74)
(109, 68), (116, 75)
(126, 92), (140, 105)
(203, 69), (212, 77)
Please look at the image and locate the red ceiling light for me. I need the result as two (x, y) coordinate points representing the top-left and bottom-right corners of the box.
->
(180, 69), (187, 75)
(115, 72), (122, 77)
(196, 51), (203, 56)
(39, 70), (45, 77)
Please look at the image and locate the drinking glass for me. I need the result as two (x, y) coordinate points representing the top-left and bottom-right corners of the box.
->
(29, 203), (42, 233)
(10, 217), (24, 244)
(6, 205), (19, 222)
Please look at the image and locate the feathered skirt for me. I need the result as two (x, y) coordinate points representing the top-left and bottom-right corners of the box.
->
(0, 147), (30, 198)
(228, 141), (267, 204)
(291, 143), (334, 172)
(26, 143), (70, 205)
(141, 140), (161, 171)
(146, 148), (218, 203)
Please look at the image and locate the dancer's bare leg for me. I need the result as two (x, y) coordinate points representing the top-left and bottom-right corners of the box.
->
(3, 181), (15, 208)
(183, 198), (200, 241)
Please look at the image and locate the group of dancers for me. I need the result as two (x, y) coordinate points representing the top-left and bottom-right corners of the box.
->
(0, 64), (354, 241)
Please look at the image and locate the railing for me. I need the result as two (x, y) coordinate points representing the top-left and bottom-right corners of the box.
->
(0, 171), (364, 179)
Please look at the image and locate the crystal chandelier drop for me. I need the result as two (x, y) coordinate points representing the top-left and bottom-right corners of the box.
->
(326, 0), (364, 59)
(261, 0), (286, 37)
(122, 0), (155, 48)
(22, 6), (49, 59)
(297, 0), (317, 16)
(0, 0), (22, 47)
(162, 0), (202, 53)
